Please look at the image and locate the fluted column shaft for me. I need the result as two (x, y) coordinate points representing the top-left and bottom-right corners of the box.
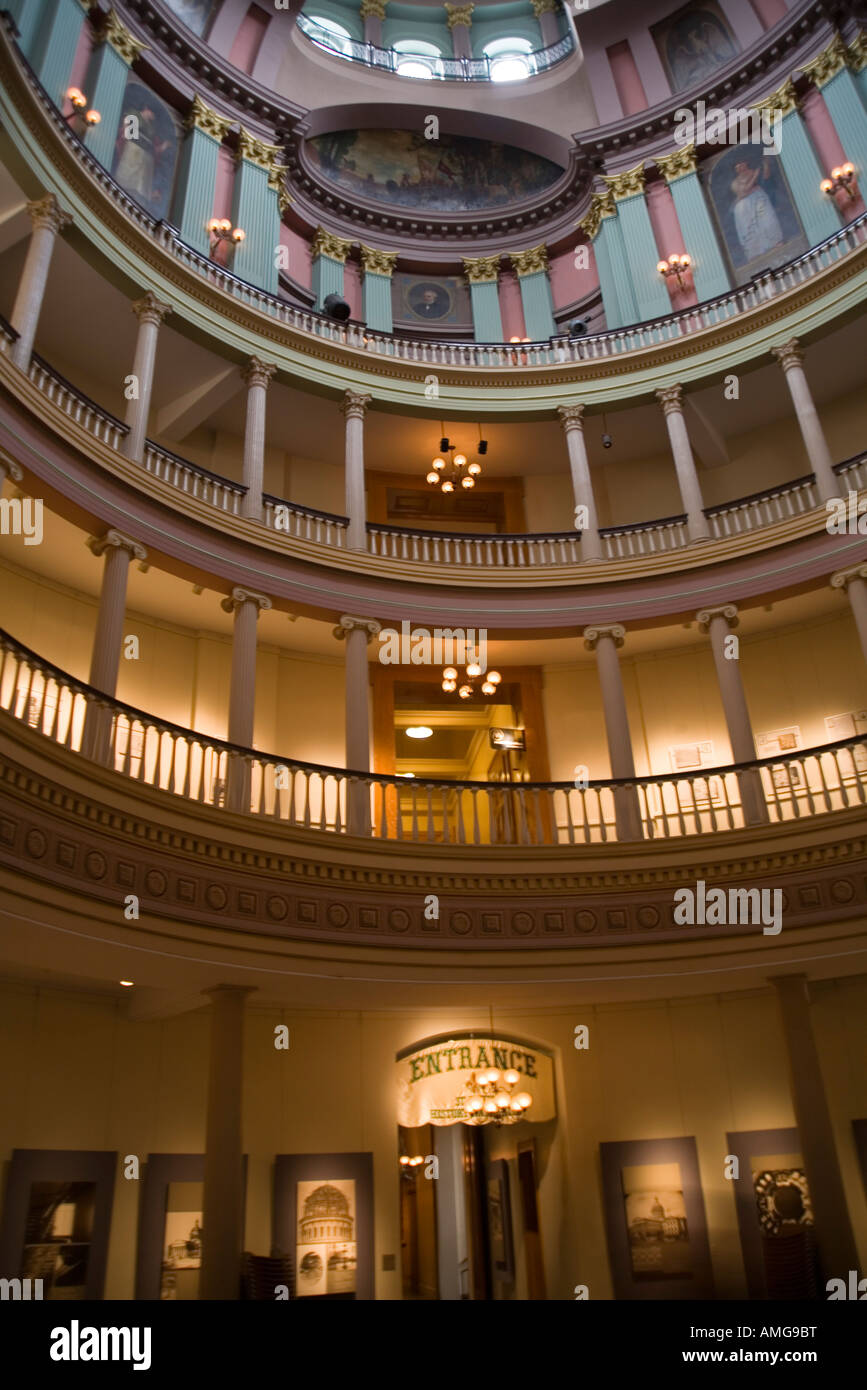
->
(240, 358), (276, 521)
(200, 984), (255, 1300)
(82, 530), (147, 762)
(221, 588), (272, 811)
(770, 975), (859, 1284)
(343, 391), (370, 551)
(656, 385), (709, 541)
(583, 624), (642, 840)
(831, 565), (867, 667)
(558, 404), (601, 562)
(123, 294), (172, 463)
(697, 604), (768, 825)
(772, 340), (840, 502)
(10, 196), (71, 370)
(334, 614), (381, 835)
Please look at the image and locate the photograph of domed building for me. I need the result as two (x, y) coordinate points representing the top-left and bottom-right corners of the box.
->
(297, 1182), (355, 1244)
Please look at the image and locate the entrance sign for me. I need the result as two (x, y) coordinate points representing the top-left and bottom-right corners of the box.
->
(397, 1035), (555, 1127)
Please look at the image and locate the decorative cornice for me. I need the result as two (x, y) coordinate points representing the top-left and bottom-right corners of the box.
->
(333, 614), (382, 640)
(277, 187), (292, 216)
(753, 76), (798, 119)
(830, 564), (867, 591)
(241, 356), (277, 390)
(462, 254), (501, 284)
(583, 623), (626, 650)
(220, 587), (272, 614)
(100, 7), (149, 65)
(849, 31), (867, 74)
(655, 143), (697, 183)
(799, 33), (849, 88)
(655, 384), (684, 415)
(696, 604), (739, 631)
(444, 3), (474, 30)
(27, 193), (72, 235)
(131, 291), (172, 326)
(185, 94), (232, 143)
(557, 403), (585, 432)
(577, 188), (616, 240)
(601, 161), (646, 201)
(360, 0), (388, 17)
(360, 245), (398, 277)
(311, 227), (353, 263)
(510, 243), (548, 277)
(87, 529), (147, 563)
(341, 390), (371, 419)
(771, 338), (803, 372)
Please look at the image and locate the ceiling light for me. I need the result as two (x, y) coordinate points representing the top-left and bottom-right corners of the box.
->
(443, 667), (458, 680)
(426, 471), (440, 484)
(458, 685), (472, 699)
(119, 980), (134, 987)
(406, 725), (433, 739)
(481, 681), (495, 694)
(466, 662), (481, 677)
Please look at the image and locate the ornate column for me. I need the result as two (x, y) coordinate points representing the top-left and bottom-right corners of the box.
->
(558, 404), (601, 561)
(231, 129), (284, 295)
(696, 604), (768, 825)
(171, 96), (233, 257)
(10, 195), (72, 371)
(123, 292), (172, 463)
(531, 0), (560, 48)
(29, 0), (88, 105)
(602, 163), (672, 322)
(83, 9), (148, 169)
(445, 3), (474, 61)
(360, 0), (387, 46)
(311, 227), (353, 311)
(769, 974), (860, 1285)
(583, 624), (643, 840)
(578, 189), (636, 330)
(771, 340), (840, 502)
(463, 255), (503, 343)
(655, 385), (710, 542)
(509, 244), (556, 341)
(801, 36), (867, 201)
(655, 144), (730, 301)
(82, 530), (147, 762)
(240, 357), (276, 521)
(830, 564), (867, 667)
(753, 79), (839, 247)
(200, 984), (256, 1300)
(220, 587), (271, 812)
(333, 614), (381, 835)
(360, 246), (397, 333)
(342, 390), (371, 551)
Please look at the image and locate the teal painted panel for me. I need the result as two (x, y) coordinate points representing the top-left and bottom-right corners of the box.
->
(600, 216), (639, 327)
(518, 269), (555, 340)
(363, 270), (393, 332)
(777, 109), (840, 247)
(172, 126), (221, 255)
(84, 42), (129, 170)
(468, 279), (503, 342)
(668, 171), (730, 301)
(591, 225), (621, 329)
(231, 159), (279, 293)
(15, 0), (49, 57)
(616, 192), (672, 321)
(312, 253), (344, 310)
(31, 0), (86, 106)
(822, 69), (867, 192)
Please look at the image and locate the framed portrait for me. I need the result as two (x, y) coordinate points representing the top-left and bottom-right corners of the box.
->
(486, 1158), (515, 1282)
(726, 1128), (819, 1298)
(135, 1153), (249, 1299)
(273, 1153), (374, 1300)
(703, 145), (808, 286)
(0, 1150), (116, 1300)
(393, 274), (472, 333)
(600, 1136), (714, 1299)
(651, 1), (740, 94)
(111, 76), (183, 222)
(668, 740), (714, 773)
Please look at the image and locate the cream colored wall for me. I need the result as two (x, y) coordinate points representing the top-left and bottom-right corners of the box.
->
(1, 978), (865, 1300)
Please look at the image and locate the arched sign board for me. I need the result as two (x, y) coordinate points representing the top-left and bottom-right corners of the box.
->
(396, 1033), (555, 1127)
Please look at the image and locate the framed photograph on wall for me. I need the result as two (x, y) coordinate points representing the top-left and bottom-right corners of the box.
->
(273, 1153), (374, 1300)
(726, 1127), (819, 1299)
(0, 1150), (116, 1300)
(486, 1158), (515, 1283)
(600, 1136), (714, 1299)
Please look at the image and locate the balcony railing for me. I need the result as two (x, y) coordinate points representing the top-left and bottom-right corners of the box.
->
(3, 628), (865, 847)
(297, 15), (575, 80)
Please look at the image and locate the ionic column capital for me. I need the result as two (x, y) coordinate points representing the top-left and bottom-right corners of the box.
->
(0, 458), (23, 483)
(771, 338), (803, 372)
(342, 390), (371, 420)
(655, 383), (685, 415)
(830, 564), (867, 591)
(132, 292), (172, 327)
(221, 587), (272, 615)
(557, 403), (586, 432)
(241, 356), (277, 390)
(696, 603), (739, 632)
(87, 529), (148, 563)
(334, 614), (382, 641)
(583, 623), (626, 651)
(27, 194), (72, 236)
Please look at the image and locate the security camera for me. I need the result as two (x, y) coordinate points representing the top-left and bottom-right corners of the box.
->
(322, 293), (351, 322)
(602, 433), (613, 449)
(569, 317), (589, 338)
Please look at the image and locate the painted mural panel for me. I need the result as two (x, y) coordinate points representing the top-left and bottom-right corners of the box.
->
(111, 76), (183, 222)
(704, 145), (807, 285)
(651, 1), (739, 93)
(306, 129), (564, 211)
(162, 0), (215, 36)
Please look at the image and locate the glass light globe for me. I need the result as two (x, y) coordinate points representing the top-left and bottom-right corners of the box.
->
(842, 162), (854, 176)
(453, 453), (467, 468)
(466, 1096), (483, 1113)
(510, 1098), (523, 1112)
(67, 87), (85, 107)
(504, 1069), (520, 1085)
(399, 1155), (410, 1165)
(475, 1070), (490, 1086)
(441, 480), (454, 493)
(509, 336), (521, 343)
(832, 166), (842, 180)
(484, 1098), (498, 1114)
(468, 462), (481, 476)
(458, 685), (472, 699)
(515, 1092), (532, 1110)
(86, 110), (101, 126)
(411, 1155), (424, 1166)
(443, 667), (458, 681)
(495, 1092), (510, 1109)
(442, 679), (456, 692)
(821, 178), (833, 192)
(233, 228), (246, 242)
(481, 681), (495, 695)
(220, 219), (232, 232)
(466, 662), (481, 678)
(462, 476), (474, 488)
(680, 253), (691, 266)
(657, 260), (668, 274)
(488, 671), (501, 685)
(487, 1069), (501, 1085)
(432, 457), (445, 470)
(427, 471), (439, 484)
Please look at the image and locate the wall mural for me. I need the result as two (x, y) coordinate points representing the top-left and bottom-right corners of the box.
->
(306, 129), (564, 211)
(111, 76), (183, 222)
(651, 0), (739, 93)
(161, 0), (216, 36)
(704, 145), (807, 285)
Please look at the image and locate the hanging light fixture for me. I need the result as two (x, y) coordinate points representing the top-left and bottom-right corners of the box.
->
(462, 1007), (533, 1126)
(65, 87), (101, 135)
(442, 665), (501, 699)
(207, 218), (246, 260)
(426, 423), (486, 492)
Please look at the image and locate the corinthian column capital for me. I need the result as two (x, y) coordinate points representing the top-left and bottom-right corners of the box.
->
(241, 356), (277, 390)
(342, 390), (371, 420)
(656, 384), (685, 415)
(132, 292), (172, 326)
(27, 194), (72, 235)
(771, 338), (803, 372)
(557, 403), (586, 432)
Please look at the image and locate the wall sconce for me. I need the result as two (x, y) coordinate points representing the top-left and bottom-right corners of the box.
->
(207, 218), (245, 259)
(657, 252), (692, 289)
(65, 87), (100, 136)
(821, 163), (856, 200)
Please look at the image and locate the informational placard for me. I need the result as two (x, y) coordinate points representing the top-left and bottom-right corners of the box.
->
(396, 1036), (555, 1127)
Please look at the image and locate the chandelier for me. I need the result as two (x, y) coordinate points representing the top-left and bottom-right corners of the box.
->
(426, 425), (487, 493)
(442, 663), (501, 699)
(399, 1153), (425, 1175)
(464, 1067), (532, 1126)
